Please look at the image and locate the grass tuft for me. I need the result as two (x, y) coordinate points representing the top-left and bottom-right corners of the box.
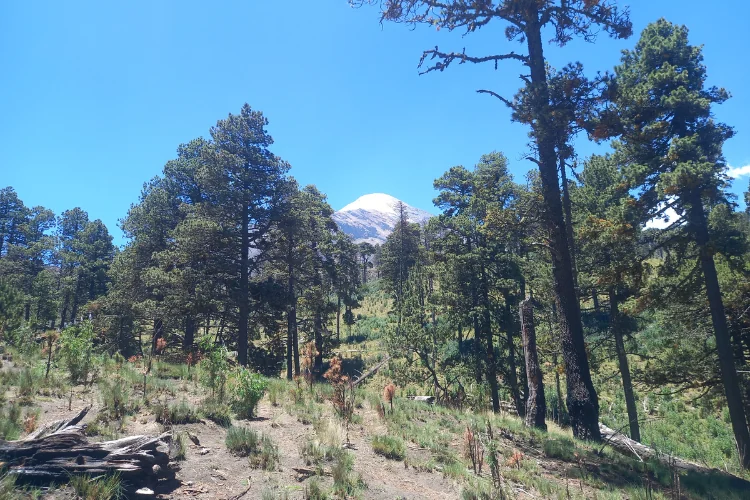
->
(372, 434), (406, 460)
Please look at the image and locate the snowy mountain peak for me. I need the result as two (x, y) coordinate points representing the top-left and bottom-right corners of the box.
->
(339, 193), (402, 215)
(333, 193), (432, 245)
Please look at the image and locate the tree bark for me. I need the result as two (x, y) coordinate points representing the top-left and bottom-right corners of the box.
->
(689, 195), (750, 468)
(184, 316), (195, 351)
(560, 158), (578, 288)
(526, 20), (600, 440)
(504, 296), (524, 417)
(481, 267), (500, 413)
(609, 288), (640, 442)
(520, 297), (546, 430)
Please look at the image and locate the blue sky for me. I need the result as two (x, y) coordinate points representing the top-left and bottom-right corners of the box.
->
(2, 1), (749, 246)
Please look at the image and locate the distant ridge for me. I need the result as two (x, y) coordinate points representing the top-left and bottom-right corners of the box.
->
(332, 193), (432, 245)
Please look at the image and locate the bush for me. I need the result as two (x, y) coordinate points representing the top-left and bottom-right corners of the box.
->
(99, 377), (134, 421)
(155, 399), (201, 425)
(198, 337), (229, 400)
(225, 426), (278, 470)
(173, 432), (187, 461)
(0, 402), (22, 440)
(231, 368), (267, 419)
(59, 321), (95, 384)
(304, 478), (328, 500)
(199, 398), (232, 427)
(372, 435), (406, 460)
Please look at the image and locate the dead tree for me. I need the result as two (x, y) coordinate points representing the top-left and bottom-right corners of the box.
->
(0, 407), (174, 483)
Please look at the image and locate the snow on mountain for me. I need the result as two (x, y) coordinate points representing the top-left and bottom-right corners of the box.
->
(333, 193), (433, 245)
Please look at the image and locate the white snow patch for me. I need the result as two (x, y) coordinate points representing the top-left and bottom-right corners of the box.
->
(339, 193), (402, 214)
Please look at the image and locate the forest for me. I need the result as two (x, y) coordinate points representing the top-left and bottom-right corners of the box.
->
(2, 2), (750, 499)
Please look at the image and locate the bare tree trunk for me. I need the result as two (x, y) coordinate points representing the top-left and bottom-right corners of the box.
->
(609, 288), (640, 442)
(520, 297), (546, 430)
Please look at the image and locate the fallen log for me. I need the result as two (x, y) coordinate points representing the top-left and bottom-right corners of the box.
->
(599, 422), (750, 488)
(0, 406), (174, 483)
(351, 355), (391, 387)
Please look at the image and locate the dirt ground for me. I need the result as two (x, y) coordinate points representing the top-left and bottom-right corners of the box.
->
(27, 384), (462, 500)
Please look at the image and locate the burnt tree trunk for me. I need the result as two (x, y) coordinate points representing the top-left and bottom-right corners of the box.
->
(526, 19), (600, 440)
(520, 297), (546, 430)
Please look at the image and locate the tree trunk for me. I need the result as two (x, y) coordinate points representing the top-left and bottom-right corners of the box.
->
(609, 288), (640, 442)
(505, 296), (524, 417)
(286, 238), (297, 380)
(560, 157), (578, 288)
(59, 293), (69, 330)
(362, 257), (368, 284)
(526, 20), (600, 441)
(151, 318), (163, 355)
(689, 195), (750, 468)
(520, 297), (546, 430)
(238, 203), (249, 366)
(184, 316), (195, 351)
(481, 268), (500, 413)
(336, 295), (341, 342)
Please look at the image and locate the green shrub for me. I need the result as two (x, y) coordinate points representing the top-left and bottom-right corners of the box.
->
(198, 337), (229, 400)
(59, 321), (95, 384)
(155, 399), (201, 425)
(225, 425), (260, 455)
(17, 366), (37, 399)
(371, 434), (406, 460)
(69, 474), (124, 500)
(225, 426), (278, 470)
(199, 398), (232, 427)
(304, 478), (328, 500)
(331, 448), (355, 497)
(300, 437), (337, 469)
(173, 432), (187, 461)
(231, 368), (267, 419)
(268, 378), (285, 406)
(99, 377), (134, 421)
(0, 402), (22, 440)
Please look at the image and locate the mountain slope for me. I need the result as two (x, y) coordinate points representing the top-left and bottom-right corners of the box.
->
(333, 193), (432, 245)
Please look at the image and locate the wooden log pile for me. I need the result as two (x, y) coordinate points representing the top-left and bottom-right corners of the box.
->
(0, 407), (174, 483)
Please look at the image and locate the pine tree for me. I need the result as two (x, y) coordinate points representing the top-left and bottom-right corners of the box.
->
(353, 0), (632, 440)
(611, 19), (750, 465)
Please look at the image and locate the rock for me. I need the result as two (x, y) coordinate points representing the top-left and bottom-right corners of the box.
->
(187, 431), (200, 445)
(199, 447), (210, 455)
(135, 487), (154, 496)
